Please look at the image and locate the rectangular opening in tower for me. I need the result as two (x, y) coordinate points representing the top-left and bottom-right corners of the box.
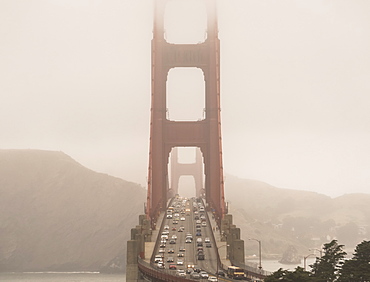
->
(169, 147), (205, 199)
(166, 67), (205, 121)
(164, 0), (207, 44)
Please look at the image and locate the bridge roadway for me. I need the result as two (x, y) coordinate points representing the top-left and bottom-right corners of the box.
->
(140, 196), (234, 281)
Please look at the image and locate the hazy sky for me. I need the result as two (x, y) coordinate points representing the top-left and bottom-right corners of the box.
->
(1, 0), (369, 198)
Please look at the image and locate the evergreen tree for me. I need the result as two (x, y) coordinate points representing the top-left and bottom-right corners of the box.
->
(310, 240), (346, 282)
(264, 267), (311, 282)
(338, 240), (370, 282)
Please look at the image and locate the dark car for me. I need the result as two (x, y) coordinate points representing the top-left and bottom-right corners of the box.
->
(216, 270), (225, 277)
(194, 267), (201, 273)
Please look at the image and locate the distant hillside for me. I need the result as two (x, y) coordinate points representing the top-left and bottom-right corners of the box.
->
(0, 149), (145, 272)
(225, 176), (370, 258)
(1, 150), (368, 271)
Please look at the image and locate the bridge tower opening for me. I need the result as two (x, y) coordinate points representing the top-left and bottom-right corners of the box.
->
(146, 0), (226, 227)
(169, 147), (205, 198)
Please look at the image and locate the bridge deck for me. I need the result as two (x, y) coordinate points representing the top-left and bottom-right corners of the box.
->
(143, 196), (233, 280)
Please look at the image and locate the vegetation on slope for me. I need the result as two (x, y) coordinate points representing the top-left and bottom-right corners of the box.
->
(0, 149), (145, 272)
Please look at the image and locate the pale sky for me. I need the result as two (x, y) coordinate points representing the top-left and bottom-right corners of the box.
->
(1, 0), (369, 198)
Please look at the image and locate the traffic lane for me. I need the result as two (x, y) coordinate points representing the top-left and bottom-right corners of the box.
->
(196, 212), (219, 274)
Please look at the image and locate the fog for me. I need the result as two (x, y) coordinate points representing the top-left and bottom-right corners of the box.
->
(1, 0), (369, 197)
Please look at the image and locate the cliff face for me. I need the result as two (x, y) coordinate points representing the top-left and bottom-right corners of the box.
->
(0, 149), (145, 272)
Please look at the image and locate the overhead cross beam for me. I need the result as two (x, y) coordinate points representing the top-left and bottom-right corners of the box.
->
(146, 0), (226, 227)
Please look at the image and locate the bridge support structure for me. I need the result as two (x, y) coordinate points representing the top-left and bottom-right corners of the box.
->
(146, 0), (226, 228)
(126, 215), (151, 282)
(169, 147), (204, 198)
(221, 214), (245, 265)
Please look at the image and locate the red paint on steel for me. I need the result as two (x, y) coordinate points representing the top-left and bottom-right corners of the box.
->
(147, 0), (225, 225)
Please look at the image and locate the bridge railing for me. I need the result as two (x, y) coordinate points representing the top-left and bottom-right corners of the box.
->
(234, 261), (272, 280)
(138, 257), (195, 282)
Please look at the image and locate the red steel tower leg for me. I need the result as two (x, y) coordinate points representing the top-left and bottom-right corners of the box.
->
(146, 0), (225, 226)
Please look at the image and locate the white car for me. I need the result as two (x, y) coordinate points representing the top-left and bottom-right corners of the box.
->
(177, 269), (186, 277)
(180, 217), (186, 221)
(200, 271), (209, 278)
(208, 276), (217, 281)
(177, 259), (184, 265)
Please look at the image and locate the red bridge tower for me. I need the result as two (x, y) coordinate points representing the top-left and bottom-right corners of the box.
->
(146, 0), (226, 226)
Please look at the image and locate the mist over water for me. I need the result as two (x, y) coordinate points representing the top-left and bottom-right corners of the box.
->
(0, 273), (126, 282)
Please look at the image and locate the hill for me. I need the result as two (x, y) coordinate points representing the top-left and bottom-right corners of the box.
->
(1, 150), (368, 271)
(0, 149), (145, 272)
(225, 176), (370, 258)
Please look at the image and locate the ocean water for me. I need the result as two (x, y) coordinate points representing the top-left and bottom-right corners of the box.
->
(0, 272), (126, 282)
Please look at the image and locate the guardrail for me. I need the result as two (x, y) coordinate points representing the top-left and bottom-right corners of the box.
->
(138, 257), (194, 282)
(235, 261), (272, 280)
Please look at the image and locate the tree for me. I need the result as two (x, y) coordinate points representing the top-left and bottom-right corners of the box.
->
(264, 267), (311, 282)
(310, 239), (347, 282)
(338, 240), (370, 281)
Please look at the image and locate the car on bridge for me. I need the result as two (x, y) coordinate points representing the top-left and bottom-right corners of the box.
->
(169, 264), (177, 270)
(197, 252), (205, 260)
(216, 270), (225, 277)
(154, 255), (162, 263)
(208, 276), (217, 281)
(190, 272), (201, 279)
(177, 259), (184, 265)
(176, 269), (186, 277)
(199, 271), (209, 278)
(167, 257), (174, 262)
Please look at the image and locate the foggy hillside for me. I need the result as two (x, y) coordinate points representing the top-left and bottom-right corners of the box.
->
(0, 149), (145, 272)
(1, 150), (369, 272)
(225, 176), (370, 257)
